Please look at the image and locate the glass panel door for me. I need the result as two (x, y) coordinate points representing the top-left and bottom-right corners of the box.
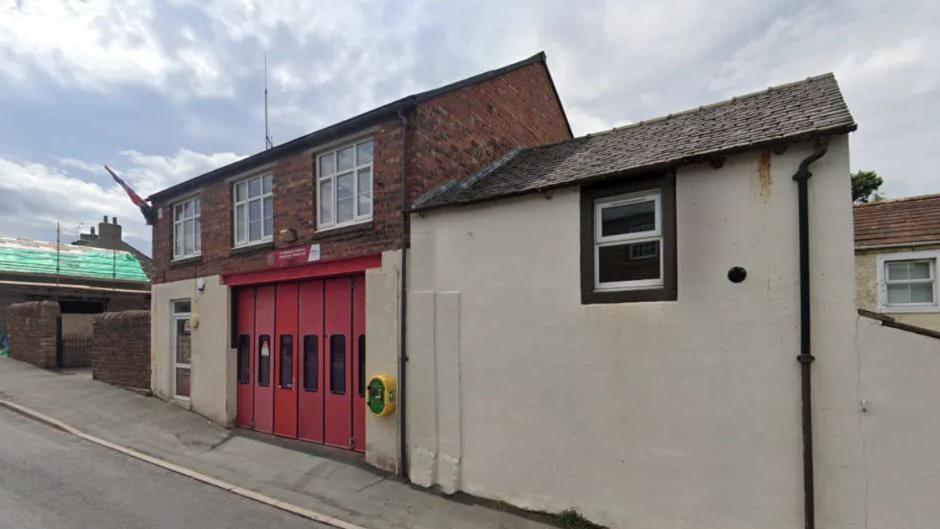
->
(173, 310), (192, 399)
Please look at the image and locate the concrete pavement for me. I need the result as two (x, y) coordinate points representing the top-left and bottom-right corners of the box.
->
(0, 358), (555, 529)
(0, 406), (327, 529)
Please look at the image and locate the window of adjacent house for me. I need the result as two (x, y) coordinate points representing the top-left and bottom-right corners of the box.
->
(580, 175), (676, 304)
(316, 139), (373, 229)
(881, 253), (938, 311)
(233, 174), (273, 246)
(173, 197), (201, 259)
(594, 191), (663, 290)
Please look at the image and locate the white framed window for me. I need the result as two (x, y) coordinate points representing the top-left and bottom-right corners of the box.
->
(172, 300), (192, 400)
(172, 197), (201, 260)
(316, 139), (373, 229)
(878, 250), (939, 313)
(233, 174), (273, 247)
(593, 190), (663, 291)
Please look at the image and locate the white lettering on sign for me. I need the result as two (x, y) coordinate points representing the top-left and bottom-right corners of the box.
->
(308, 244), (321, 262)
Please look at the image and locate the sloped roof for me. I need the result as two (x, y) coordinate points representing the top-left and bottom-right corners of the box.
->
(0, 237), (149, 283)
(415, 73), (856, 211)
(149, 52), (570, 201)
(854, 194), (940, 249)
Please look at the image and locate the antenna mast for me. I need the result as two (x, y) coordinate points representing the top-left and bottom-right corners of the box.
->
(264, 52), (274, 150)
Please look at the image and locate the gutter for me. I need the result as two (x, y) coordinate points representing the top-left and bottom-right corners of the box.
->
(397, 104), (415, 480)
(854, 240), (940, 251)
(792, 137), (830, 529)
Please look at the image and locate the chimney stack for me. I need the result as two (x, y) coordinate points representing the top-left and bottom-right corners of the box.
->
(97, 215), (123, 247)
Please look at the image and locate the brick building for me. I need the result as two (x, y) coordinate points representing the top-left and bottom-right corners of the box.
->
(148, 53), (570, 471)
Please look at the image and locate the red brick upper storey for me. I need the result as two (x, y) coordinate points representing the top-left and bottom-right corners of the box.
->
(854, 193), (940, 249)
(149, 53), (571, 284)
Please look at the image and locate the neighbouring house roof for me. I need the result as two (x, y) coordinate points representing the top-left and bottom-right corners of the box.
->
(0, 237), (150, 283)
(854, 193), (940, 249)
(414, 73), (856, 211)
(149, 52), (570, 202)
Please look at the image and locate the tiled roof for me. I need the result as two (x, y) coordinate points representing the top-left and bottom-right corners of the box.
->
(150, 52), (569, 201)
(0, 236), (149, 283)
(415, 73), (856, 211)
(854, 194), (940, 249)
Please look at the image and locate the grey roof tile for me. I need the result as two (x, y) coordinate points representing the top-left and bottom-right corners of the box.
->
(414, 73), (856, 211)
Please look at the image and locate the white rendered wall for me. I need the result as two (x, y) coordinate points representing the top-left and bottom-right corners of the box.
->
(406, 137), (866, 529)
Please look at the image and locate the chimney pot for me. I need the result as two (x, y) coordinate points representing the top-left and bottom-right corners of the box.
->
(90, 227), (96, 236)
(103, 215), (108, 222)
(112, 216), (117, 224)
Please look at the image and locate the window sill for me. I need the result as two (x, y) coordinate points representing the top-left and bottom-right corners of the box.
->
(169, 255), (203, 268)
(881, 304), (939, 314)
(313, 220), (374, 239)
(582, 287), (677, 304)
(230, 240), (274, 256)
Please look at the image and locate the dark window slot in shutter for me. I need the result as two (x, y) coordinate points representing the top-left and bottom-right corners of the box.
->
(358, 335), (366, 397)
(330, 335), (346, 395)
(258, 335), (271, 387)
(237, 334), (250, 384)
(279, 335), (293, 388)
(303, 335), (319, 392)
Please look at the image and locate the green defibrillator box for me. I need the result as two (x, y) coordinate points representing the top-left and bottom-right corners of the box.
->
(367, 374), (396, 416)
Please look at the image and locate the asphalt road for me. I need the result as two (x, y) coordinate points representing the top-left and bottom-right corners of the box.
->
(0, 407), (327, 529)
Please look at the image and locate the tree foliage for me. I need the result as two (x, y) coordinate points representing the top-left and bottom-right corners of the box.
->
(852, 170), (884, 203)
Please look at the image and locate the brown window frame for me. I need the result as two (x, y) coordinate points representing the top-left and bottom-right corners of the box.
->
(580, 172), (677, 304)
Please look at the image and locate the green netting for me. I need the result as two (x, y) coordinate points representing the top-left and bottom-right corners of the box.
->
(0, 243), (148, 283)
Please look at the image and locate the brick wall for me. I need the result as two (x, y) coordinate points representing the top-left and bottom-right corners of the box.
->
(409, 61), (572, 204)
(151, 60), (571, 282)
(92, 310), (151, 389)
(7, 301), (59, 368)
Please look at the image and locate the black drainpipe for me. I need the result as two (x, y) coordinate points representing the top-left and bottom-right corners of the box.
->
(397, 105), (413, 480)
(792, 137), (829, 529)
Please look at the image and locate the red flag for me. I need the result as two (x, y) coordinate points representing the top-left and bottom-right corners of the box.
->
(104, 165), (146, 207)
(104, 165), (156, 225)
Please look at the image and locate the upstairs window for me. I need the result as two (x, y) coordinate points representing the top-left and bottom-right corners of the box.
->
(580, 174), (677, 304)
(233, 174), (273, 247)
(879, 251), (939, 312)
(317, 139), (373, 229)
(173, 197), (201, 259)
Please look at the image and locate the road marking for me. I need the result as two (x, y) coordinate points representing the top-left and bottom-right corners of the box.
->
(0, 398), (369, 529)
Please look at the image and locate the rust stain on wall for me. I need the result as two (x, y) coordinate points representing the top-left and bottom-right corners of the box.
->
(758, 150), (772, 203)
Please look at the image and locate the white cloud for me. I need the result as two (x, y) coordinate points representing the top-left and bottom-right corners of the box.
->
(0, 149), (243, 253)
(0, 0), (171, 90)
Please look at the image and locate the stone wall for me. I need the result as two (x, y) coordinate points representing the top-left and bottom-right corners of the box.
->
(7, 301), (59, 368)
(92, 310), (151, 389)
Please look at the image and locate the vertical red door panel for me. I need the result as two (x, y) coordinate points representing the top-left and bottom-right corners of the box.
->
(273, 283), (299, 438)
(352, 275), (366, 452)
(236, 288), (255, 429)
(298, 280), (325, 443)
(253, 285), (276, 434)
(323, 277), (353, 449)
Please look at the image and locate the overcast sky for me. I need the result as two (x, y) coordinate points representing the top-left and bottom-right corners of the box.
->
(1, 0), (937, 255)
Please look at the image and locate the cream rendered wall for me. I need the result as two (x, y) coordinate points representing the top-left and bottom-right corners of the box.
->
(151, 275), (235, 425)
(856, 314), (940, 529)
(364, 250), (402, 473)
(407, 137), (866, 529)
(855, 245), (940, 331)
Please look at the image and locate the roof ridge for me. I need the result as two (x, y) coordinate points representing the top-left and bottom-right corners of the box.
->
(413, 148), (522, 210)
(150, 51), (553, 201)
(854, 192), (940, 207)
(579, 73), (839, 140)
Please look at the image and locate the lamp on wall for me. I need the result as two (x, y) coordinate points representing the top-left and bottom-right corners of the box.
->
(279, 228), (297, 243)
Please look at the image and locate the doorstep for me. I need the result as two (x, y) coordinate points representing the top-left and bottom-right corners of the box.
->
(0, 357), (553, 529)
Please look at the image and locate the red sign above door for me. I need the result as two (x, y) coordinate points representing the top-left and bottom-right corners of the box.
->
(267, 244), (321, 268)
